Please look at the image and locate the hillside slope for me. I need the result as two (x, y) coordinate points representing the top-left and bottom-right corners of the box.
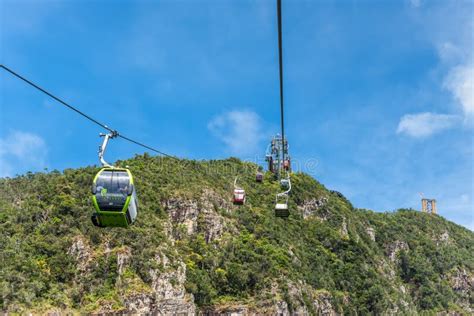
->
(1, 155), (473, 314)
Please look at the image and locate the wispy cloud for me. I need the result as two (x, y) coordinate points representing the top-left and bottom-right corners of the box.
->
(436, 9), (474, 122)
(408, 0), (422, 8)
(208, 110), (264, 156)
(397, 3), (473, 138)
(436, 42), (464, 64)
(443, 63), (474, 118)
(0, 131), (48, 177)
(396, 112), (460, 138)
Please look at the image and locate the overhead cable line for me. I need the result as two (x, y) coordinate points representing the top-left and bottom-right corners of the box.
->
(276, 0), (286, 162)
(1, 65), (113, 132)
(0, 64), (178, 160)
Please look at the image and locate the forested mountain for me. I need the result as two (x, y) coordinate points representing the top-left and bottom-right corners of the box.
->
(1, 155), (473, 314)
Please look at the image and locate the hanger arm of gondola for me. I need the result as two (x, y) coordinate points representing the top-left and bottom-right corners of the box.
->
(98, 132), (117, 167)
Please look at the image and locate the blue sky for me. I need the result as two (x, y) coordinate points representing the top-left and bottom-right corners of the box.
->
(1, 0), (472, 230)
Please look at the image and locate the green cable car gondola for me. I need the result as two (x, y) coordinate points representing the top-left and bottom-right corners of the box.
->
(91, 167), (138, 227)
(91, 132), (138, 228)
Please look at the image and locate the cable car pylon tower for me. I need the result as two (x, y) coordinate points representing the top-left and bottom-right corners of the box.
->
(268, 0), (291, 217)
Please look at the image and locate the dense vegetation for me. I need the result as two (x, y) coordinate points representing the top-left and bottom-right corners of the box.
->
(1, 155), (473, 314)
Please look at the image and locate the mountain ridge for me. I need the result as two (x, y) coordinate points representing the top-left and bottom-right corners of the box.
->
(1, 155), (473, 314)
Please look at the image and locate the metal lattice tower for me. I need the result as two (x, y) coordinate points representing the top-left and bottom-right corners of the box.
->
(421, 198), (437, 214)
(266, 134), (290, 180)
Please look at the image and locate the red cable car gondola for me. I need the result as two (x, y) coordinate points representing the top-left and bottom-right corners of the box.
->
(233, 189), (246, 205)
(232, 177), (246, 205)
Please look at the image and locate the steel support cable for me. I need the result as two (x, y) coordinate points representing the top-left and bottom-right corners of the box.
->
(277, 0), (285, 162)
(276, 0), (291, 201)
(1, 64), (178, 160)
(116, 134), (176, 159)
(1, 65), (113, 132)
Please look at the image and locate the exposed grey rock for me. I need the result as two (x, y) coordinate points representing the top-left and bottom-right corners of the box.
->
(448, 268), (474, 312)
(440, 231), (450, 241)
(67, 235), (92, 272)
(451, 268), (473, 294)
(117, 247), (195, 315)
(240, 282), (289, 315)
(200, 212), (224, 243)
(376, 258), (397, 280)
(164, 197), (200, 236)
(284, 281), (339, 315)
(151, 253), (186, 300)
(117, 247), (131, 276)
(385, 300), (409, 315)
(120, 249), (197, 314)
(149, 253), (196, 315)
(340, 218), (349, 238)
(163, 219), (175, 243)
(312, 291), (337, 316)
(386, 240), (409, 262)
(200, 188), (231, 214)
(154, 298), (196, 315)
(287, 281), (307, 314)
(366, 226), (376, 241)
(400, 285), (407, 295)
(198, 189), (229, 243)
(436, 231), (450, 246)
(123, 293), (154, 314)
(297, 197), (329, 220)
(203, 305), (249, 316)
(164, 190), (229, 243)
(274, 300), (289, 315)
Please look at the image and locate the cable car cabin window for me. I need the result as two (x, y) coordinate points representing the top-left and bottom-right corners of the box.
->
(95, 170), (131, 211)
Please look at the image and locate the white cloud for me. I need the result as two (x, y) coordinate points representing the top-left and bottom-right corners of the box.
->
(396, 112), (460, 138)
(208, 110), (264, 156)
(443, 63), (474, 117)
(436, 42), (464, 64)
(409, 0), (421, 8)
(0, 131), (48, 177)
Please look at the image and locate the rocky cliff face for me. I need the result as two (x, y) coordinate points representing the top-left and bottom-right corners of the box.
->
(386, 240), (409, 263)
(67, 237), (196, 314)
(63, 193), (350, 315)
(164, 189), (230, 243)
(447, 268), (474, 313)
(63, 187), (472, 315)
(297, 197), (329, 220)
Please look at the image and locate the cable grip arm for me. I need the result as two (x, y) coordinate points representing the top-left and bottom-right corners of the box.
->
(98, 130), (118, 167)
